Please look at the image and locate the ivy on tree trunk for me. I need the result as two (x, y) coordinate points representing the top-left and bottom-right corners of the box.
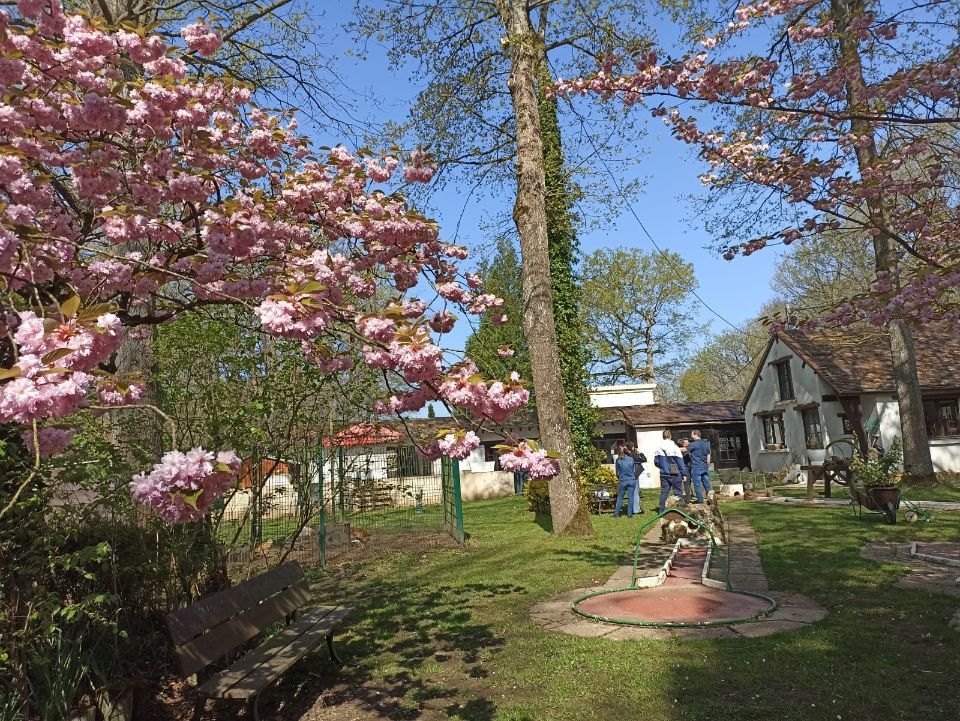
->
(496, 0), (593, 535)
(536, 62), (601, 476)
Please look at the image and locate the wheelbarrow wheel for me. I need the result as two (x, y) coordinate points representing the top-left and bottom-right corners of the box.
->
(883, 503), (897, 524)
(904, 510), (919, 523)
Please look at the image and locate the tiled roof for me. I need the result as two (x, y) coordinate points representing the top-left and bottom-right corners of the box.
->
(603, 400), (744, 427)
(776, 326), (960, 395)
(322, 423), (402, 448)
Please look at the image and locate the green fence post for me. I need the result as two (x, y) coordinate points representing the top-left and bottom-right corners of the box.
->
(452, 459), (464, 544)
(317, 440), (326, 567)
(337, 446), (346, 520)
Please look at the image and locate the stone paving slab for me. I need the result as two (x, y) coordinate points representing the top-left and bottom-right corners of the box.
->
(529, 513), (826, 641)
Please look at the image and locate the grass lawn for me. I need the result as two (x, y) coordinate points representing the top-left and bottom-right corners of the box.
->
(771, 480), (960, 503)
(283, 496), (960, 721)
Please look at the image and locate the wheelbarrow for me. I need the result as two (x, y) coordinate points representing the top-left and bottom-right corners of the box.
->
(850, 486), (900, 524)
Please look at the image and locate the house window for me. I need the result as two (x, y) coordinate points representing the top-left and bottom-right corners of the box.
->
(923, 398), (960, 437)
(774, 360), (794, 401)
(802, 408), (823, 449)
(838, 414), (853, 434)
(717, 432), (742, 464)
(761, 414), (786, 447)
(390, 446), (435, 478)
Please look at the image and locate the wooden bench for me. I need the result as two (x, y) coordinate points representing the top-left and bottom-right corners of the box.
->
(165, 561), (352, 721)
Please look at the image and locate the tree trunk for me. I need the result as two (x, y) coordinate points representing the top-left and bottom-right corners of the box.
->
(496, 0), (592, 535)
(832, 0), (934, 480)
(644, 330), (655, 385)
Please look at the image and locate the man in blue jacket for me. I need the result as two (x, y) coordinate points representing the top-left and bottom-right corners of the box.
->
(654, 430), (687, 514)
(687, 430), (713, 503)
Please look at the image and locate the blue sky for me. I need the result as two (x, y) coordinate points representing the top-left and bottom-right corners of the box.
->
(303, 4), (783, 353)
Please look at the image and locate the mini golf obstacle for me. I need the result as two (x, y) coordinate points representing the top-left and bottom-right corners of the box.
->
(573, 508), (778, 627)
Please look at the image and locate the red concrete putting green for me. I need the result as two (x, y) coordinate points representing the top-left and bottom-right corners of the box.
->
(573, 545), (777, 626)
(574, 585), (774, 625)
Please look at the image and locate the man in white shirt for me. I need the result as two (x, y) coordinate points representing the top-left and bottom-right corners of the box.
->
(654, 429), (687, 514)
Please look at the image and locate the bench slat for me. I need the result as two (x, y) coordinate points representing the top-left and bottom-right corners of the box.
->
(198, 606), (352, 699)
(173, 579), (312, 677)
(166, 562), (304, 645)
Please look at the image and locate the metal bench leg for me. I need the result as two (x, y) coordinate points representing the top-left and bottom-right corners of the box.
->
(326, 632), (344, 667)
(248, 692), (262, 721)
(190, 698), (205, 721)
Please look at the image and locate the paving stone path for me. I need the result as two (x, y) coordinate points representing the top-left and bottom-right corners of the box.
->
(860, 542), (960, 629)
(530, 514), (827, 640)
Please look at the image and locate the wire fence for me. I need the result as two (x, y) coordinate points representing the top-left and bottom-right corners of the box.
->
(213, 430), (464, 570)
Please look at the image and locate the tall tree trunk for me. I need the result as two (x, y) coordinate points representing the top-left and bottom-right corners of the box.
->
(535, 19), (600, 476)
(832, 0), (934, 480)
(496, 0), (592, 535)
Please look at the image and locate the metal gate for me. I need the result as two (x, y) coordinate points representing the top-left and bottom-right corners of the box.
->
(317, 445), (465, 565)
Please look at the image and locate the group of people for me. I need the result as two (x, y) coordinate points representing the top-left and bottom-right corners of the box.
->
(613, 430), (713, 517)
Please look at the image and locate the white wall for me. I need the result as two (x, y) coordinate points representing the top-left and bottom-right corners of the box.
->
(864, 393), (960, 472)
(589, 383), (656, 408)
(460, 470), (515, 501)
(634, 428), (667, 488)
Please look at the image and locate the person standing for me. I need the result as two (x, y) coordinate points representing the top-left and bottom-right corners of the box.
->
(688, 430), (713, 503)
(680, 438), (693, 503)
(626, 441), (646, 514)
(613, 446), (638, 518)
(654, 430), (687, 514)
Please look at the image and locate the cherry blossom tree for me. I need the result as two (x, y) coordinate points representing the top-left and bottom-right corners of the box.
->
(556, 0), (960, 478)
(0, 0), (550, 524)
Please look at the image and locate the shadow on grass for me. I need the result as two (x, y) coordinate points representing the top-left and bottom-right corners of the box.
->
(657, 503), (960, 721)
(533, 513), (553, 533)
(251, 571), (526, 721)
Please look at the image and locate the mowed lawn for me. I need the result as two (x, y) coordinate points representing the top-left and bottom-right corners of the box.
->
(771, 479), (960, 503)
(283, 496), (960, 721)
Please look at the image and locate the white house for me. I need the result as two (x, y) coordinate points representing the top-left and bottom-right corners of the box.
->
(743, 327), (960, 475)
(427, 384), (748, 490)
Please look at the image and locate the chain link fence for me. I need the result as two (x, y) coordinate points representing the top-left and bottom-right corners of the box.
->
(214, 425), (464, 570)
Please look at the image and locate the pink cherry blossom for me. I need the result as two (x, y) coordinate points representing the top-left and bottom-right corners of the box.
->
(180, 22), (222, 57)
(130, 448), (240, 523)
(21, 426), (75, 458)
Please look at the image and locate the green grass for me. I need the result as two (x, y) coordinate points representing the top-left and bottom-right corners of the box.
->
(275, 496), (960, 721)
(772, 480), (960, 502)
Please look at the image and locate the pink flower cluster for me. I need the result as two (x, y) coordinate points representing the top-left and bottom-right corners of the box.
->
(20, 426), (76, 458)
(498, 442), (560, 479)
(419, 430), (481, 461)
(130, 448), (241, 523)
(0, 3), (540, 508)
(0, 310), (126, 423)
(403, 149), (436, 183)
(180, 22), (222, 57)
(438, 363), (529, 424)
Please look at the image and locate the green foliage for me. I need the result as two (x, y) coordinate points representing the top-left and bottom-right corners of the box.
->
(580, 464), (617, 487)
(524, 479), (550, 513)
(852, 438), (904, 489)
(539, 75), (601, 474)
(772, 228), (875, 319)
(581, 246), (702, 388)
(678, 317), (771, 402)
(0, 413), (221, 717)
(464, 236), (532, 386)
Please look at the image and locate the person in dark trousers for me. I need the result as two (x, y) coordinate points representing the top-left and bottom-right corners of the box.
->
(687, 429), (713, 503)
(612, 446), (638, 518)
(680, 438), (693, 503)
(514, 438), (528, 494)
(626, 441), (646, 514)
(654, 430), (687, 514)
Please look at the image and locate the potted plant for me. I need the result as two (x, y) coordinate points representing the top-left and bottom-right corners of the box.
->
(851, 438), (903, 509)
(806, 436), (826, 465)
